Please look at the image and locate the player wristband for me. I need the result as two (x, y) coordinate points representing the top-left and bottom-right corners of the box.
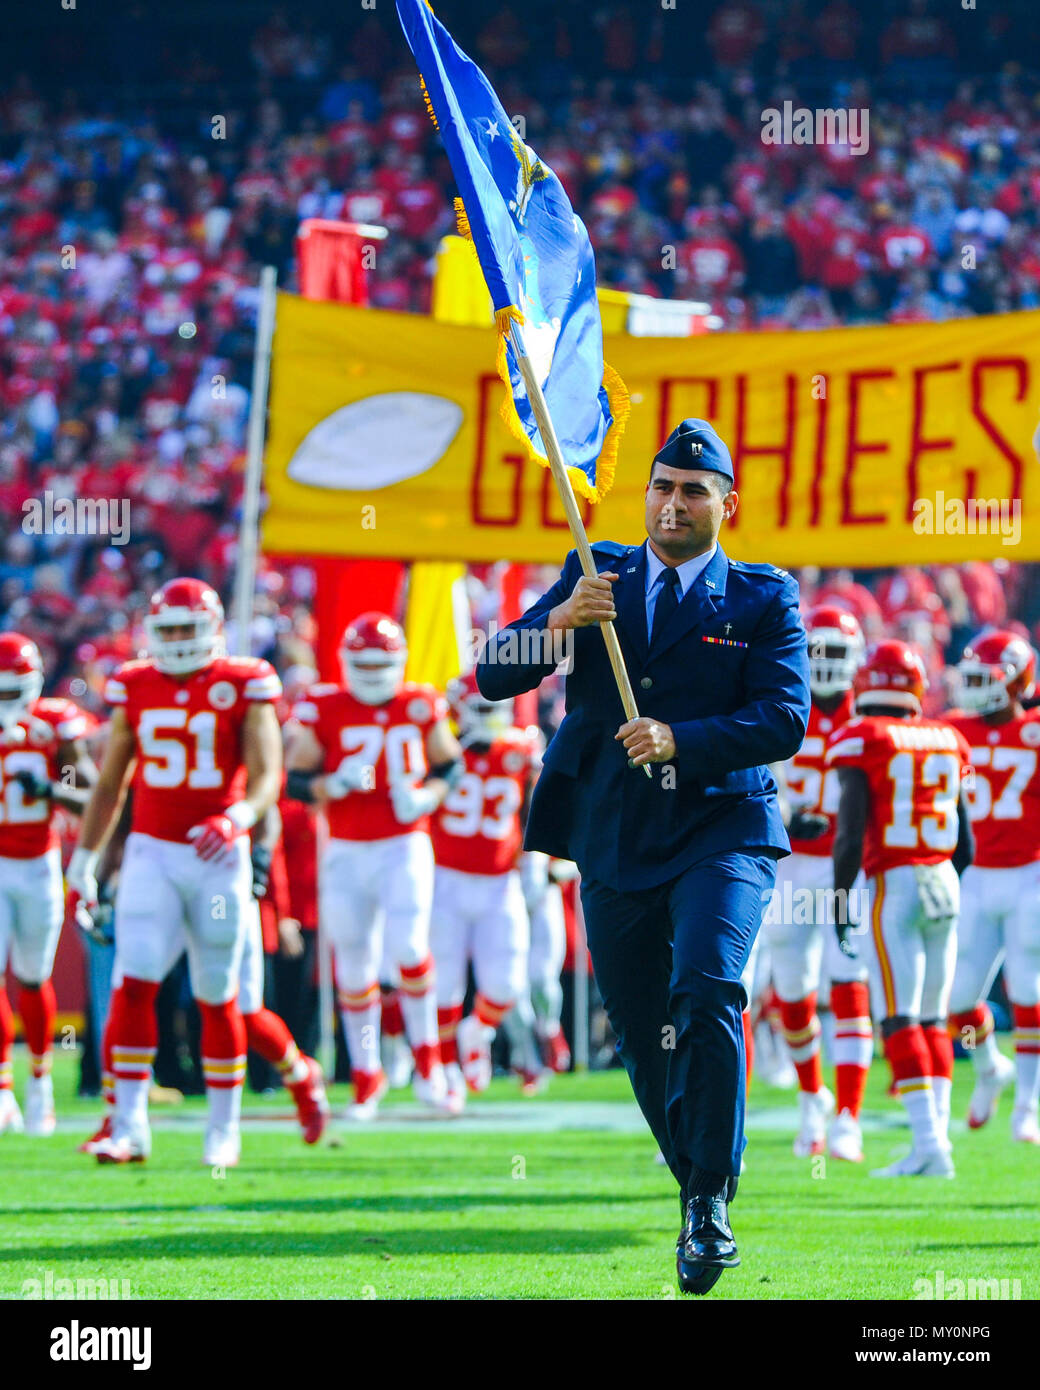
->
(285, 769), (318, 803)
(225, 801), (259, 833)
(424, 758), (464, 789)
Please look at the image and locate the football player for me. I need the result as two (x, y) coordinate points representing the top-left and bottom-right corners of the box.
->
(0, 633), (95, 1137)
(946, 632), (1040, 1142)
(827, 641), (974, 1177)
(502, 852), (573, 1093)
(763, 605), (873, 1161)
(66, 578), (283, 1166)
(430, 673), (540, 1109)
(286, 612), (462, 1118)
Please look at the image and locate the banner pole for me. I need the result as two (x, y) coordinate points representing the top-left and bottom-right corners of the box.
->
(232, 264), (278, 656)
(507, 321), (649, 776)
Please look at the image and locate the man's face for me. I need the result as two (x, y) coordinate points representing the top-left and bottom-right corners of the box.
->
(644, 464), (737, 560)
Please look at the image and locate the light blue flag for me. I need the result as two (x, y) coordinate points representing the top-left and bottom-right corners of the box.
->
(395, 0), (628, 502)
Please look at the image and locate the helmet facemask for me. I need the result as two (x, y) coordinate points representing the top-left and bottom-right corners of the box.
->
(957, 662), (1011, 716)
(0, 670), (43, 732)
(808, 630), (862, 699)
(343, 651), (407, 706)
(145, 611), (223, 675)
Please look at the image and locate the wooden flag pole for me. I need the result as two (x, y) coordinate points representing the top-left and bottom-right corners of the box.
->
(508, 321), (651, 777)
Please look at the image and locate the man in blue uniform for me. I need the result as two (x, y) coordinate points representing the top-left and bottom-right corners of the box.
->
(476, 418), (810, 1294)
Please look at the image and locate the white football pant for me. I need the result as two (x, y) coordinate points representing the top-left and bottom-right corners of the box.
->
(0, 847), (63, 983)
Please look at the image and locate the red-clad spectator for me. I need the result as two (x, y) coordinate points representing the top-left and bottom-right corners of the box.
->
(708, 0), (766, 67)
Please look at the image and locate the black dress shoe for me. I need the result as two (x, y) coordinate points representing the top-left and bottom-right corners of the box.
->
(675, 1193), (740, 1295)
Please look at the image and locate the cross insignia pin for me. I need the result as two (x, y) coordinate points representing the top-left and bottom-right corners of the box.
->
(723, 622), (732, 636)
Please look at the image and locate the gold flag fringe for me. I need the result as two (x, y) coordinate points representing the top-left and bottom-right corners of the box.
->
(453, 202), (630, 505)
(418, 76), (439, 130)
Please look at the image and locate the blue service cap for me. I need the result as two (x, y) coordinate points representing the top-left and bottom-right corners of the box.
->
(652, 418), (733, 482)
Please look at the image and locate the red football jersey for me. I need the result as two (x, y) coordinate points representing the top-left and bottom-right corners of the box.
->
(0, 698), (89, 859)
(784, 694), (855, 858)
(292, 682), (448, 841)
(431, 727), (542, 876)
(826, 715), (971, 876)
(945, 708), (1040, 869)
(105, 656), (282, 844)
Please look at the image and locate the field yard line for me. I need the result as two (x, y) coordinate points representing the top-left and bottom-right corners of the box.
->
(51, 1101), (911, 1136)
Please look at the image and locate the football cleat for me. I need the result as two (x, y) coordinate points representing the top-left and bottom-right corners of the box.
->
(1012, 1106), (1040, 1145)
(413, 1063), (459, 1115)
(288, 1057), (329, 1145)
(443, 1062), (467, 1113)
(793, 1085), (834, 1157)
(517, 1067), (548, 1097)
(870, 1148), (955, 1179)
(78, 1113), (113, 1154)
(827, 1108), (864, 1162)
(967, 1051), (1015, 1129)
(345, 1068), (389, 1122)
(456, 1013), (494, 1094)
(541, 1029), (571, 1074)
(23, 1074), (56, 1137)
(202, 1123), (241, 1168)
(0, 1090), (24, 1135)
(95, 1120), (151, 1165)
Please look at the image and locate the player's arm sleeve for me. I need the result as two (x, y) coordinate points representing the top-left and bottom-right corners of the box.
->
(832, 767), (868, 896)
(669, 574), (811, 779)
(475, 552), (581, 701)
(952, 788), (975, 876)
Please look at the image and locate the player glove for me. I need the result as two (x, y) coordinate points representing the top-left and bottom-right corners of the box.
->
(188, 809), (252, 861)
(251, 844), (272, 899)
(82, 878), (117, 947)
(835, 920), (858, 960)
(66, 847), (100, 932)
(788, 810), (830, 840)
(324, 762), (373, 799)
(390, 780), (440, 825)
(13, 768), (52, 801)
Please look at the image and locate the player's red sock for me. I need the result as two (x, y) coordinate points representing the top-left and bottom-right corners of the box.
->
(438, 1004), (463, 1066)
(948, 1002), (992, 1047)
(381, 990), (405, 1038)
(741, 1007), (754, 1095)
(922, 1022), (953, 1083)
(243, 1006), (308, 1085)
(399, 956), (441, 1074)
(1012, 1005), (1040, 1112)
(101, 1011), (115, 1108)
(831, 980), (872, 1118)
(199, 999), (247, 1127)
(0, 988), (14, 1092)
(779, 994), (823, 1094)
(474, 991), (511, 1029)
(108, 977), (160, 1128)
(19, 980), (56, 1077)
(883, 1022), (943, 1151)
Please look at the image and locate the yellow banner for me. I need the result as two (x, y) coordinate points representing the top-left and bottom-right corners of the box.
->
(264, 292), (1040, 566)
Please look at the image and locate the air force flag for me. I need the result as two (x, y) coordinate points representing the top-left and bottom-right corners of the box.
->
(396, 0), (629, 502)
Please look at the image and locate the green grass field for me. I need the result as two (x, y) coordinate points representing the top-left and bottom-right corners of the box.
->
(1, 1048), (1037, 1301)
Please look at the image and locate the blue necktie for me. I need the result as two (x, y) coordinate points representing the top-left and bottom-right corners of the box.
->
(650, 566), (681, 645)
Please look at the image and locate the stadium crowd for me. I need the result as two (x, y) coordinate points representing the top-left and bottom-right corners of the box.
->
(1, 0), (1038, 712)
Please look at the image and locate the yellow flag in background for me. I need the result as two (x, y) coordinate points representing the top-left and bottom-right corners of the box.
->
(403, 236), (486, 688)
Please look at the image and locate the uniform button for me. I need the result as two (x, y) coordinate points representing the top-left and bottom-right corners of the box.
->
(640, 676), (653, 689)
